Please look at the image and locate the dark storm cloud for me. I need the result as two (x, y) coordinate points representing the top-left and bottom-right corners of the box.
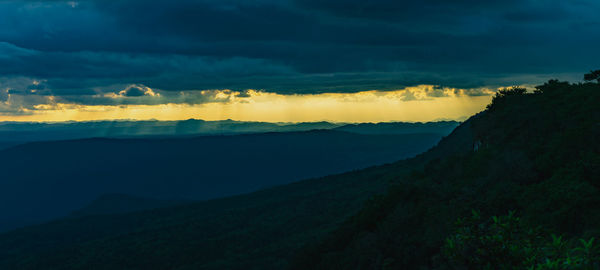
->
(0, 0), (599, 109)
(296, 0), (512, 24)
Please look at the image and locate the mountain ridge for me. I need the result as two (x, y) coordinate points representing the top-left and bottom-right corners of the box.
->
(0, 129), (448, 232)
(0, 119), (459, 150)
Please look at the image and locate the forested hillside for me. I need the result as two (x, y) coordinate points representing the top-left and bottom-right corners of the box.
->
(292, 78), (600, 269)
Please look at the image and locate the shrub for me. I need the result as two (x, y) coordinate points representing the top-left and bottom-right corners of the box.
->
(443, 211), (599, 269)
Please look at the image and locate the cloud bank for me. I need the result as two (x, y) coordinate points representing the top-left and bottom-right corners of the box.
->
(0, 0), (598, 116)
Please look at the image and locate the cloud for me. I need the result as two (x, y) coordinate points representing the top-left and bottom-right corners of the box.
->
(0, 0), (597, 115)
(0, 88), (8, 103)
(0, 86), (495, 122)
(118, 85), (157, 97)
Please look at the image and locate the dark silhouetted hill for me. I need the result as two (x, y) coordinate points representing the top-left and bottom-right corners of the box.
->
(0, 119), (458, 150)
(0, 129), (446, 231)
(291, 80), (600, 269)
(0, 119), (342, 149)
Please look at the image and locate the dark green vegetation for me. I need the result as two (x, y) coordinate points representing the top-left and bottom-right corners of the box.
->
(291, 77), (600, 269)
(443, 211), (598, 269)
(0, 75), (597, 269)
(0, 130), (446, 232)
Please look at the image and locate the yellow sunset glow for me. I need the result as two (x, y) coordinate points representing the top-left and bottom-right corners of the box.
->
(0, 86), (494, 123)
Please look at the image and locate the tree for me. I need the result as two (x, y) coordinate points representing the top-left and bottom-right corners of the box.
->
(496, 86), (527, 97)
(533, 79), (570, 94)
(584, 70), (600, 83)
(486, 87), (527, 110)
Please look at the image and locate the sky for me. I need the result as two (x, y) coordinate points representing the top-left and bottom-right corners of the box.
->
(0, 0), (598, 122)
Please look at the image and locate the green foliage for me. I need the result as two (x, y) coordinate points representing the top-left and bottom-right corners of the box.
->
(497, 86), (528, 96)
(443, 211), (599, 269)
(534, 79), (571, 94)
(443, 210), (543, 269)
(487, 86), (527, 110)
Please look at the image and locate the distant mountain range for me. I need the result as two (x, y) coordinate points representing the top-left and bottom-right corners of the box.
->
(0, 119), (459, 149)
(332, 121), (458, 135)
(0, 122), (457, 232)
